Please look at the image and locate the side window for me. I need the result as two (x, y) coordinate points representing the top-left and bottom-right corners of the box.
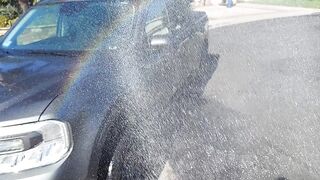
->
(17, 7), (59, 45)
(144, 0), (170, 45)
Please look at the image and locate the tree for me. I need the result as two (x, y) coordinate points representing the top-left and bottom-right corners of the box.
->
(17, 0), (33, 13)
(0, 0), (33, 27)
(0, 0), (33, 15)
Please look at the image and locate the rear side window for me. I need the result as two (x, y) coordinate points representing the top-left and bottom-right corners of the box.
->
(144, 0), (170, 40)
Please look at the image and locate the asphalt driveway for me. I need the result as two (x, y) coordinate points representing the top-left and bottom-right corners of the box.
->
(159, 14), (320, 180)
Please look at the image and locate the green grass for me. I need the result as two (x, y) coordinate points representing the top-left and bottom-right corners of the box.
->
(249, 0), (320, 8)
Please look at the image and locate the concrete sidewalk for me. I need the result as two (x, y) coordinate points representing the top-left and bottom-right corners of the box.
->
(193, 3), (320, 28)
(0, 28), (9, 36)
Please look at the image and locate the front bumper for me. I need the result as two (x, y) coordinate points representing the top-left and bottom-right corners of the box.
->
(0, 155), (68, 180)
(0, 120), (73, 180)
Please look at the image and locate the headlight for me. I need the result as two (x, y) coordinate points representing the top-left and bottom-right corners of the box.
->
(0, 120), (72, 174)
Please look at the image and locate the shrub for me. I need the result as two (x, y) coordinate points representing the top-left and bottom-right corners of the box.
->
(0, 15), (9, 27)
(0, 3), (19, 27)
(0, 4), (19, 19)
(8, 16), (17, 26)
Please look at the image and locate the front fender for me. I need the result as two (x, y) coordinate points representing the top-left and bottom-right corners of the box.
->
(39, 57), (123, 179)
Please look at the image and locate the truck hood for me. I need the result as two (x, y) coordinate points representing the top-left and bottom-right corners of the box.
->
(0, 53), (78, 126)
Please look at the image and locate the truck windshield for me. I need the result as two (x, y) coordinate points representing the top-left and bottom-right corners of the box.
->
(1, 1), (132, 51)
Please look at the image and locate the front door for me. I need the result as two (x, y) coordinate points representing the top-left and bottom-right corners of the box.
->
(138, 0), (180, 112)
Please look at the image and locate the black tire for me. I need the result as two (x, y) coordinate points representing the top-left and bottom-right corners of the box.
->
(97, 107), (127, 180)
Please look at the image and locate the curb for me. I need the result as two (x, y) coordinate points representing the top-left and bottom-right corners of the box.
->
(194, 3), (320, 29)
(208, 12), (320, 29)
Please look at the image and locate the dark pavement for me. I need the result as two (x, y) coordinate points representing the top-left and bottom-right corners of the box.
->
(165, 14), (320, 179)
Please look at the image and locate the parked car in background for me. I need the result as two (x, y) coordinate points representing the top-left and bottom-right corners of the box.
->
(0, 0), (210, 179)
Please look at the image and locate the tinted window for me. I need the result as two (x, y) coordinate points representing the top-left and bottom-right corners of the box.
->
(17, 7), (59, 46)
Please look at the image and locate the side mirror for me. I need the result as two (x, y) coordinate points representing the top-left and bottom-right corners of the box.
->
(150, 36), (169, 50)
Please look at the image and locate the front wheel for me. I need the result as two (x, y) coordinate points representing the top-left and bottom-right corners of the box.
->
(97, 107), (127, 180)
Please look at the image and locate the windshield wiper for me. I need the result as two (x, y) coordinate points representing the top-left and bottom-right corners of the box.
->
(25, 51), (79, 57)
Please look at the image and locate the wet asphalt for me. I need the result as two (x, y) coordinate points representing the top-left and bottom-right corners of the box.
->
(165, 14), (320, 180)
